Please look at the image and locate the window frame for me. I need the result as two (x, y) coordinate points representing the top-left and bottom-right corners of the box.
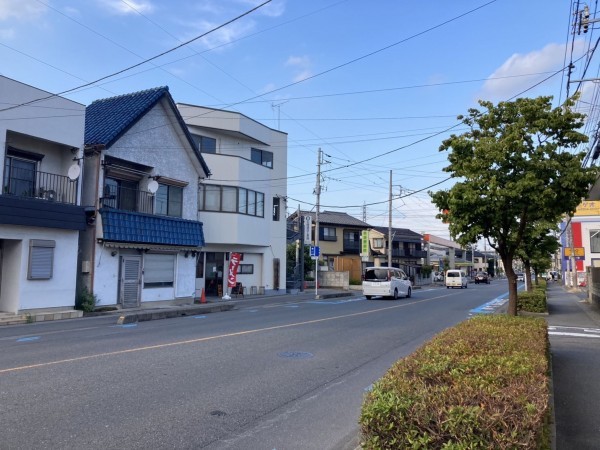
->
(250, 148), (273, 169)
(199, 184), (264, 217)
(238, 264), (253, 274)
(155, 183), (183, 218)
(143, 253), (175, 288)
(28, 239), (55, 280)
(591, 230), (600, 253)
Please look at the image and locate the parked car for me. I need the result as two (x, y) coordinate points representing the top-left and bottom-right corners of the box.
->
(363, 267), (412, 300)
(474, 271), (490, 284)
(445, 270), (468, 289)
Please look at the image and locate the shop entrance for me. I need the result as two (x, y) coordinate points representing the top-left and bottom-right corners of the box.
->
(205, 252), (225, 297)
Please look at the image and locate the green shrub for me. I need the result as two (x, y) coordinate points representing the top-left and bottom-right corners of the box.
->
(76, 286), (98, 313)
(360, 315), (550, 449)
(350, 278), (362, 285)
(518, 290), (547, 313)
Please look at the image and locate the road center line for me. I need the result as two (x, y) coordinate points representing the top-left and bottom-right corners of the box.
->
(0, 295), (451, 375)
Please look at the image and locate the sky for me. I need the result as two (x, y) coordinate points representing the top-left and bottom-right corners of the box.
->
(0, 0), (595, 241)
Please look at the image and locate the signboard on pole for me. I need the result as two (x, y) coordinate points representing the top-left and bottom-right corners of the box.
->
(360, 230), (369, 256)
(310, 246), (320, 259)
(227, 252), (242, 288)
(303, 215), (312, 243)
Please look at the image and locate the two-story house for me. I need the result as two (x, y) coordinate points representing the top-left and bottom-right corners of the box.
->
(79, 87), (210, 308)
(0, 75), (86, 316)
(176, 104), (287, 297)
(369, 226), (426, 279)
(287, 210), (370, 282)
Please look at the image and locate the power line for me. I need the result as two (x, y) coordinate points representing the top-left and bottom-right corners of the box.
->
(0, 0), (272, 113)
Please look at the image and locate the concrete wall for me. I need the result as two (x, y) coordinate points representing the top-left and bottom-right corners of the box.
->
(319, 271), (350, 289)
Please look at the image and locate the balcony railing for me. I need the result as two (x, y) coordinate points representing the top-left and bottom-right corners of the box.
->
(100, 184), (154, 214)
(3, 167), (78, 205)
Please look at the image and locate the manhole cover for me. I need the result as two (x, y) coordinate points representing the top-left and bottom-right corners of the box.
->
(277, 351), (314, 359)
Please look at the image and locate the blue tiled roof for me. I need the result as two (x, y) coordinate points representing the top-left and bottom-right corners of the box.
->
(100, 209), (204, 247)
(85, 87), (168, 147)
(85, 86), (211, 176)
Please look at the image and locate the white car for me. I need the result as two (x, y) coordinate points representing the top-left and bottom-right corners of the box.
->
(516, 273), (524, 282)
(363, 267), (412, 300)
(445, 270), (468, 289)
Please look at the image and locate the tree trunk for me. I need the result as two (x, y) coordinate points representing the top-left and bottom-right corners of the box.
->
(502, 256), (518, 316)
(524, 262), (533, 292)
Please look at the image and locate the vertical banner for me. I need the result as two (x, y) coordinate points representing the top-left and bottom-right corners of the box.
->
(227, 252), (242, 288)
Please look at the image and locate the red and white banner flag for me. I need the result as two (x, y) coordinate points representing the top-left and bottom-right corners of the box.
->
(227, 253), (242, 288)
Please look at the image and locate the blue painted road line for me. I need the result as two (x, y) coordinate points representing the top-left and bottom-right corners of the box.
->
(17, 336), (41, 342)
(284, 305), (300, 308)
(110, 323), (138, 328)
(469, 293), (509, 315)
(190, 315), (207, 319)
(246, 309), (259, 313)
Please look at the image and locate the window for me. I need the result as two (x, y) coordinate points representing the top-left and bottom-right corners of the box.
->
(320, 227), (337, 241)
(155, 184), (183, 217)
(251, 148), (273, 168)
(103, 178), (139, 212)
(4, 156), (36, 197)
(144, 253), (175, 288)
(28, 240), (55, 280)
(273, 197), (280, 221)
(199, 184), (264, 217)
(191, 134), (216, 154)
(373, 238), (384, 248)
(591, 230), (600, 253)
(238, 264), (254, 274)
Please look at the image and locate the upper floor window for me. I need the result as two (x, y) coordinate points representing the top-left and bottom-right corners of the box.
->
(103, 178), (140, 212)
(199, 184), (264, 217)
(373, 238), (384, 248)
(251, 148), (273, 168)
(591, 230), (600, 253)
(191, 134), (216, 154)
(320, 227), (337, 241)
(155, 184), (183, 217)
(4, 156), (36, 197)
(273, 197), (280, 221)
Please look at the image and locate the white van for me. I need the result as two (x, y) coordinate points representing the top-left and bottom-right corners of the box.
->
(445, 270), (468, 289)
(362, 267), (412, 300)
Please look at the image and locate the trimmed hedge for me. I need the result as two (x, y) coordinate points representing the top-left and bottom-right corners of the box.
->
(360, 315), (550, 449)
(518, 280), (548, 313)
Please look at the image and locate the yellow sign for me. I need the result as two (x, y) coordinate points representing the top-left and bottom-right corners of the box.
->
(564, 247), (585, 257)
(574, 201), (600, 216)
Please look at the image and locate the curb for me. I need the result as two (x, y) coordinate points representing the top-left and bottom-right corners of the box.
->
(116, 303), (236, 324)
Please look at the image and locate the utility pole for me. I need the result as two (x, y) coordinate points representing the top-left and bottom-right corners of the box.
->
(298, 204), (304, 292)
(315, 148), (322, 297)
(388, 170), (393, 267)
(362, 202), (366, 223)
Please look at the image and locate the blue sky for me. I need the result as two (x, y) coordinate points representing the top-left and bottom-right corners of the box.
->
(0, 0), (590, 240)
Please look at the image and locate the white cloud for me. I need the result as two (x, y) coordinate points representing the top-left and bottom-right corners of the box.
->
(96, 0), (154, 15)
(236, 0), (285, 17)
(0, 0), (46, 21)
(0, 27), (14, 39)
(184, 19), (254, 50)
(286, 55), (313, 82)
(479, 41), (587, 101)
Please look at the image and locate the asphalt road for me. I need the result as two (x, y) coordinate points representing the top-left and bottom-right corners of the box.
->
(0, 282), (510, 449)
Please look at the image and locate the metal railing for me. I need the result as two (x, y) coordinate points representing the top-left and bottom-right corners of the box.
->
(100, 184), (154, 214)
(3, 167), (78, 205)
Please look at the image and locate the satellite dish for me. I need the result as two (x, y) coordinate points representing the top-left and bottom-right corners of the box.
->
(67, 164), (81, 181)
(147, 180), (159, 194)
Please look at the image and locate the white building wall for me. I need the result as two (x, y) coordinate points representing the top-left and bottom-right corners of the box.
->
(0, 225), (79, 312)
(177, 103), (288, 294)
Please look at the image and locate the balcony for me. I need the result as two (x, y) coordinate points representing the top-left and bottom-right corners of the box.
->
(343, 240), (361, 254)
(3, 167), (78, 205)
(100, 184), (154, 214)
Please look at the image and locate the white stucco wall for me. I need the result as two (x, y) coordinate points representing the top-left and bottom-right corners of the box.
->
(0, 225), (79, 312)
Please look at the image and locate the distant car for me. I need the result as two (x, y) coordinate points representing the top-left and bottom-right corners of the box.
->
(445, 269), (468, 289)
(474, 272), (490, 284)
(362, 267), (412, 300)
(516, 273), (524, 282)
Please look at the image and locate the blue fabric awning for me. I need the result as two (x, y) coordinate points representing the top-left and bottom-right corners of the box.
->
(100, 209), (204, 247)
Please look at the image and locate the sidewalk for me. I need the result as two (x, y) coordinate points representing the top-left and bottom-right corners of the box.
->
(545, 283), (600, 450)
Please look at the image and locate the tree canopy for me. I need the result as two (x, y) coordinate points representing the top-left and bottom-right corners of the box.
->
(430, 96), (598, 315)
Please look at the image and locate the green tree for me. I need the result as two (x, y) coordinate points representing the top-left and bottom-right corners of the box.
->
(517, 223), (559, 289)
(430, 96), (597, 315)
